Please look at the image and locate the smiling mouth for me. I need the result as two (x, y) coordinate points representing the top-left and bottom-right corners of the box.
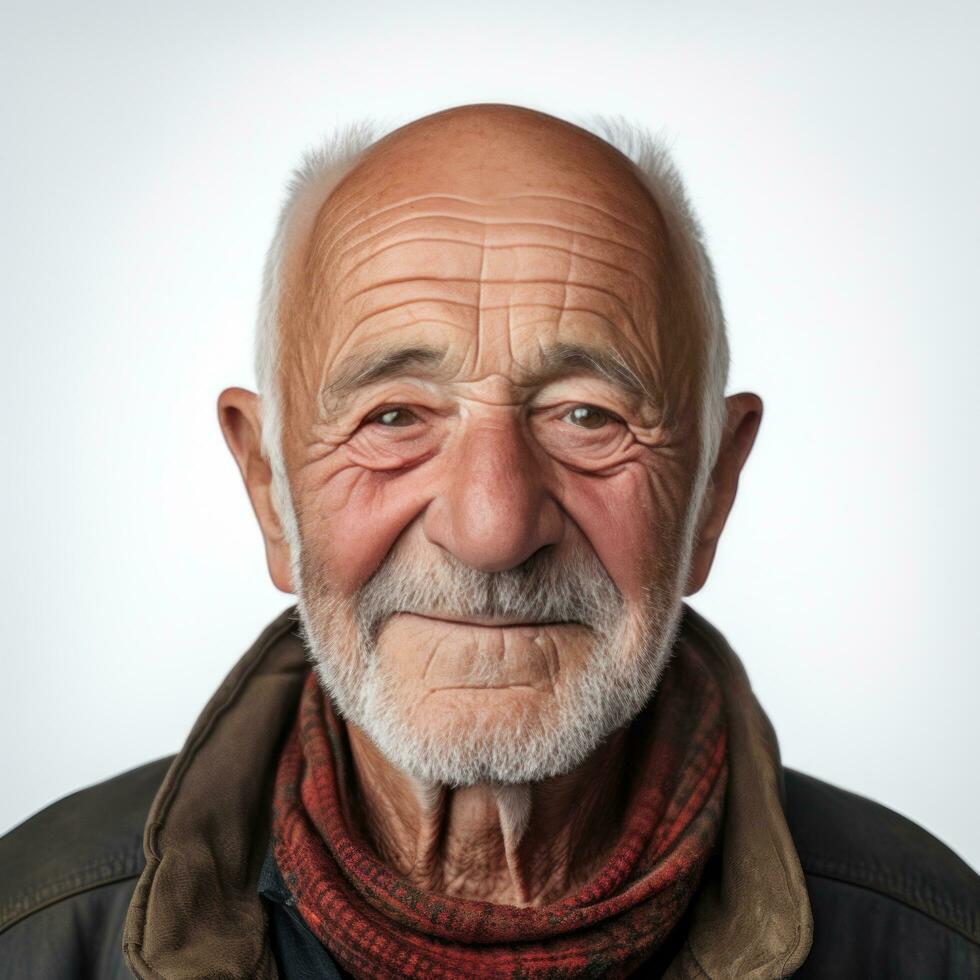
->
(401, 611), (583, 628)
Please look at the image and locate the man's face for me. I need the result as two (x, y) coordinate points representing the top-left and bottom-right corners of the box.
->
(276, 109), (707, 784)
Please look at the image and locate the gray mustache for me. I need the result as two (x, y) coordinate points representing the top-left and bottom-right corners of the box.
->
(355, 543), (625, 643)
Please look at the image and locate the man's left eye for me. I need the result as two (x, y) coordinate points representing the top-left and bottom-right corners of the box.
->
(563, 405), (615, 429)
(370, 407), (419, 427)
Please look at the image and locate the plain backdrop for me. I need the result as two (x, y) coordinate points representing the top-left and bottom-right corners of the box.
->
(2, 0), (977, 869)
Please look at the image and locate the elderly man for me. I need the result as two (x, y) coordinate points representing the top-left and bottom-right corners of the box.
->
(1, 104), (977, 979)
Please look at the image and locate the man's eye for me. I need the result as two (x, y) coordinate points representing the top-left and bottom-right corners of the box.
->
(369, 407), (418, 428)
(563, 405), (615, 429)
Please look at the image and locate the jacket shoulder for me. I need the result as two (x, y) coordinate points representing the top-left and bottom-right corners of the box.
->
(783, 767), (979, 941)
(0, 755), (174, 934)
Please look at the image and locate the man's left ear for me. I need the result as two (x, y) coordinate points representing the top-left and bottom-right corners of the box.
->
(684, 392), (763, 596)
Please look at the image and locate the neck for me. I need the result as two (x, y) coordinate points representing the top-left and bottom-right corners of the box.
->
(343, 724), (630, 906)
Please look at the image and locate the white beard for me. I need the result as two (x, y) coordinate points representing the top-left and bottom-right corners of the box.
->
(287, 508), (698, 788)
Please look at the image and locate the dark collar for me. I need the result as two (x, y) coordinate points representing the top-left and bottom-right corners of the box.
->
(258, 842), (345, 980)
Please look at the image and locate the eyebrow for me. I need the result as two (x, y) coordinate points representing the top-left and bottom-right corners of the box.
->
(318, 340), (657, 420)
(532, 342), (656, 406)
(321, 344), (450, 414)
(325, 344), (448, 394)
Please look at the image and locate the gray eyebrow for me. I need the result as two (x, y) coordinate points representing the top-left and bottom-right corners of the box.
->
(529, 342), (656, 406)
(320, 344), (450, 418)
(318, 340), (657, 421)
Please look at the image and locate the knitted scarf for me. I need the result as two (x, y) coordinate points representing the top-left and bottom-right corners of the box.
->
(271, 644), (728, 979)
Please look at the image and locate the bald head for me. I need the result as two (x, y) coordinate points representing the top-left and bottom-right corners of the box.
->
(324, 104), (662, 225)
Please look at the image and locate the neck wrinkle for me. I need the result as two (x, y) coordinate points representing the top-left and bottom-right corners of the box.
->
(345, 718), (629, 907)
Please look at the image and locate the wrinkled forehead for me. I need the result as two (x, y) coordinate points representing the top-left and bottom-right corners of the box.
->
(277, 112), (679, 393)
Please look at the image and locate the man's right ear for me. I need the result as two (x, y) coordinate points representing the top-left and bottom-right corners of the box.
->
(216, 387), (295, 594)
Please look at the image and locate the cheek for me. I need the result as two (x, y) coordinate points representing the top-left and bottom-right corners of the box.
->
(296, 445), (693, 601)
(557, 461), (690, 602)
(296, 456), (433, 595)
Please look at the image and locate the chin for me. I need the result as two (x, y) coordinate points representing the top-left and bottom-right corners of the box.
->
(364, 707), (607, 788)
(319, 652), (654, 787)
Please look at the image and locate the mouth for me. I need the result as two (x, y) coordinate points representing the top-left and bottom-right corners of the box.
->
(400, 611), (583, 628)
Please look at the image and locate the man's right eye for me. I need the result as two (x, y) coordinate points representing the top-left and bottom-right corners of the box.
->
(369, 407), (419, 427)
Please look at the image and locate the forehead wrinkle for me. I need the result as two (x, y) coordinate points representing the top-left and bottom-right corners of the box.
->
(334, 216), (660, 274)
(344, 275), (643, 313)
(303, 191), (665, 350)
(351, 301), (641, 341)
(295, 173), (667, 398)
(508, 192), (650, 235)
(339, 234), (659, 304)
(351, 297), (482, 331)
(321, 191), (650, 251)
(350, 289), (642, 341)
(336, 239), (653, 340)
(310, 190), (657, 278)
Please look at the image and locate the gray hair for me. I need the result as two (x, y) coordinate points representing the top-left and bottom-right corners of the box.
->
(253, 113), (730, 566)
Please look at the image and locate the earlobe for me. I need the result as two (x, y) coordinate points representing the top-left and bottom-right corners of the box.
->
(217, 387), (296, 595)
(684, 392), (764, 596)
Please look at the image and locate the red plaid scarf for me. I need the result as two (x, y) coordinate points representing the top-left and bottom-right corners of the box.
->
(271, 644), (728, 979)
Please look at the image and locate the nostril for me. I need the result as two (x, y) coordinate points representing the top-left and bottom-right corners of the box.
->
(517, 543), (558, 574)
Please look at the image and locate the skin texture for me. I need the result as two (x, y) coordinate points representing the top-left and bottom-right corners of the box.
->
(219, 104), (763, 906)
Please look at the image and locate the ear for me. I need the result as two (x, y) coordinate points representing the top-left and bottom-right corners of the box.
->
(684, 392), (763, 596)
(217, 387), (295, 594)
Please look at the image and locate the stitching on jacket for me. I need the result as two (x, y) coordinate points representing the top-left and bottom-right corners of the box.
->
(775, 921), (807, 979)
(0, 846), (142, 927)
(0, 855), (144, 935)
(800, 859), (980, 946)
(802, 850), (977, 939)
(807, 851), (970, 925)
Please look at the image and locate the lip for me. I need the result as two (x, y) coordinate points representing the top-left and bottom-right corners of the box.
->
(399, 612), (581, 628)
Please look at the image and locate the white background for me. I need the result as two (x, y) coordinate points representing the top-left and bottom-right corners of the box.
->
(2, 1), (977, 869)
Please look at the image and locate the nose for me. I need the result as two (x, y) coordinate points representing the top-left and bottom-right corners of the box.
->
(422, 415), (563, 572)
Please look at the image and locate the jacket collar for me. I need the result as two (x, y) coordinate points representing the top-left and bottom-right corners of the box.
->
(123, 603), (812, 979)
(664, 609), (813, 979)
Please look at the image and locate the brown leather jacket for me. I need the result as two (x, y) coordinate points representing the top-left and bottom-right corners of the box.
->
(2, 604), (978, 978)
